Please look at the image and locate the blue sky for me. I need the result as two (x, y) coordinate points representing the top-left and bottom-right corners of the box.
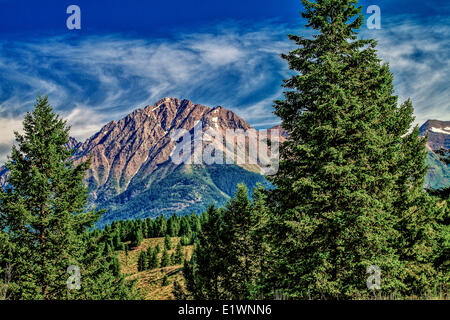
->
(0, 0), (449, 161)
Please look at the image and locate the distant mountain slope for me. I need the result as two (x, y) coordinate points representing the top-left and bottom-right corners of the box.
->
(1, 101), (448, 224)
(0, 98), (276, 225)
(72, 98), (255, 202)
(419, 120), (450, 150)
(98, 163), (269, 226)
(419, 120), (450, 189)
(69, 98), (275, 225)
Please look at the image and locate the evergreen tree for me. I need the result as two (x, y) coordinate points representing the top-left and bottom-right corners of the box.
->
(148, 248), (159, 269)
(220, 184), (258, 298)
(162, 274), (169, 286)
(145, 246), (153, 270)
(113, 232), (122, 251)
(137, 251), (147, 272)
(0, 231), (13, 300)
(142, 221), (148, 240)
(172, 280), (188, 300)
(180, 235), (188, 246)
(430, 148), (450, 200)
(267, 0), (443, 298)
(124, 243), (129, 266)
(110, 256), (120, 277)
(174, 242), (184, 265)
(158, 217), (167, 237)
(183, 205), (227, 299)
(436, 148), (450, 166)
(248, 184), (271, 298)
(161, 248), (170, 268)
(77, 235), (138, 300)
(179, 217), (192, 237)
(0, 96), (136, 299)
(164, 234), (172, 250)
(430, 148), (449, 290)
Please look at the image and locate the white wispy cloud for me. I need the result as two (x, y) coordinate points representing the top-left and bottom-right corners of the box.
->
(0, 117), (23, 162)
(0, 22), (293, 153)
(361, 15), (450, 126)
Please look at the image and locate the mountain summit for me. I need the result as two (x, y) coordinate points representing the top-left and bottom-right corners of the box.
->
(69, 98), (276, 225)
(72, 98), (252, 201)
(1, 99), (448, 224)
(419, 119), (450, 150)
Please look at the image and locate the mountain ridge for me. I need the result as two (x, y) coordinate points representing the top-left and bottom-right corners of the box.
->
(67, 97), (277, 225)
(0, 99), (448, 224)
(70, 97), (258, 204)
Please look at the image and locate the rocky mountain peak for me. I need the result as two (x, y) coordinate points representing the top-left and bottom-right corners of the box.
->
(70, 98), (258, 203)
(419, 119), (450, 150)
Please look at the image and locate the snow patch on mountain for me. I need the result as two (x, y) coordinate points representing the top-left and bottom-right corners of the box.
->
(430, 127), (450, 134)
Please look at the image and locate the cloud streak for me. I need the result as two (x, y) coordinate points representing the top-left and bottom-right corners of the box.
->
(361, 15), (450, 126)
(0, 22), (293, 151)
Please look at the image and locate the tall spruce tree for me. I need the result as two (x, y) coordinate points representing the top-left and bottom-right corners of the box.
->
(148, 247), (159, 269)
(0, 96), (136, 300)
(77, 233), (138, 300)
(183, 205), (226, 299)
(137, 251), (147, 272)
(267, 0), (443, 298)
(248, 184), (270, 298)
(182, 185), (269, 300)
(164, 234), (172, 250)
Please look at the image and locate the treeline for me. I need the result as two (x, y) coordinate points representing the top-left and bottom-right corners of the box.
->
(95, 164), (268, 227)
(137, 236), (185, 272)
(91, 213), (205, 251)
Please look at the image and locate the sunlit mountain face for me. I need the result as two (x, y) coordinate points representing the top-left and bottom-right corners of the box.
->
(419, 120), (450, 189)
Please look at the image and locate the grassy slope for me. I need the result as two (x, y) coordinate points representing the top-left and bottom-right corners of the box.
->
(118, 238), (448, 300)
(116, 237), (193, 300)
